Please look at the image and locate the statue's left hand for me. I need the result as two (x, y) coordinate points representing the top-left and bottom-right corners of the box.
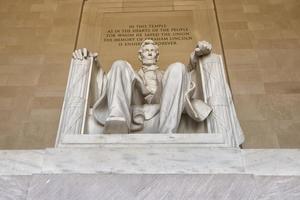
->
(194, 41), (212, 57)
(72, 48), (98, 60)
(188, 41), (212, 71)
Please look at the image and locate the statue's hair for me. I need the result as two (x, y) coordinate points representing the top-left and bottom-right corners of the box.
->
(138, 39), (159, 62)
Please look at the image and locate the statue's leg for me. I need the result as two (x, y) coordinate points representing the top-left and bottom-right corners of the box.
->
(105, 60), (136, 133)
(159, 62), (190, 133)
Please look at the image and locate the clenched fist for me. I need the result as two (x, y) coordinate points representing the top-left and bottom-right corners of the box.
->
(194, 41), (212, 57)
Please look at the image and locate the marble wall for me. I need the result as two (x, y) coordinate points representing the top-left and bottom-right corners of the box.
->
(0, 0), (299, 149)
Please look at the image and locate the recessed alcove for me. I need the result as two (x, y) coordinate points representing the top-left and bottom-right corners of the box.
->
(53, 0), (247, 148)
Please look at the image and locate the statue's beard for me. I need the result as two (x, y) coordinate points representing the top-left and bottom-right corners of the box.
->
(142, 58), (156, 66)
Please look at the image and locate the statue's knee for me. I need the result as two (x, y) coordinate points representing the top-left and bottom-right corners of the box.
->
(111, 60), (131, 72)
(168, 62), (187, 75)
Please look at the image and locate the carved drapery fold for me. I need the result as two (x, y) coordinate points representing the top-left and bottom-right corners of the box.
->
(199, 54), (244, 147)
(56, 57), (93, 144)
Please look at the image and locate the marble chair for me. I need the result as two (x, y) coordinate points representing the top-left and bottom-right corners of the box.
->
(57, 44), (244, 147)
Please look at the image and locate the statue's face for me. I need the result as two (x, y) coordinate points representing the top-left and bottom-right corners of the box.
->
(140, 44), (158, 65)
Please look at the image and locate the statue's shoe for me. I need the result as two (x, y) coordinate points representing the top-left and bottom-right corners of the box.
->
(104, 117), (129, 134)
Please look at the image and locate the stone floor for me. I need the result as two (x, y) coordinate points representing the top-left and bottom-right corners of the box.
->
(1, 174), (300, 200)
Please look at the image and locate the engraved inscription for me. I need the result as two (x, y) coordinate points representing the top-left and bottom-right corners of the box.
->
(103, 24), (192, 46)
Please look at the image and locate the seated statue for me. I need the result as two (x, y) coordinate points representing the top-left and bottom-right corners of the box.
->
(73, 40), (213, 134)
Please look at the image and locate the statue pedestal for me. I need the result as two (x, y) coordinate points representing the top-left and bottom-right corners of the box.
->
(1, 148), (300, 199)
(1, 148), (300, 175)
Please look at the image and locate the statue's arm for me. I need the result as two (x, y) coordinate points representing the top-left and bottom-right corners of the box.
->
(187, 41), (212, 71)
(184, 41), (213, 121)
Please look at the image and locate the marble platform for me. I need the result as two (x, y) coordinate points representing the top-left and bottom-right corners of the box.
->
(1, 148), (300, 176)
(1, 148), (300, 199)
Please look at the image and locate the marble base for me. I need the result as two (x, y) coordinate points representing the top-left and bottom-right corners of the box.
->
(1, 148), (300, 199)
(0, 148), (300, 176)
(1, 174), (300, 200)
(60, 134), (225, 147)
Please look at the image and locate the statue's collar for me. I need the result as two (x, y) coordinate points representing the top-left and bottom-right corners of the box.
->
(141, 65), (159, 72)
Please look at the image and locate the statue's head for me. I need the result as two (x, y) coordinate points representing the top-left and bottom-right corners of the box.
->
(138, 39), (159, 65)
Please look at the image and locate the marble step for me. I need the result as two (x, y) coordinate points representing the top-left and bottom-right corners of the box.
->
(1, 174), (300, 200)
(1, 148), (300, 175)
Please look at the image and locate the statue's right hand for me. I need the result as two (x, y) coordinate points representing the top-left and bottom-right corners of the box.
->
(72, 48), (98, 60)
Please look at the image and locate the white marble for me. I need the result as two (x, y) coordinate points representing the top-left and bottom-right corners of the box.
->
(56, 56), (94, 145)
(26, 174), (257, 200)
(200, 54), (244, 146)
(1, 149), (300, 176)
(194, 174), (256, 200)
(90, 40), (212, 134)
(56, 40), (244, 148)
(1, 174), (299, 200)
(0, 176), (31, 200)
(0, 150), (43, 175)
(254, 176), (300, 200)
(243, 149), (300, 176)
(42, 147), (244, 174)
(60, 133), (225, 146)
